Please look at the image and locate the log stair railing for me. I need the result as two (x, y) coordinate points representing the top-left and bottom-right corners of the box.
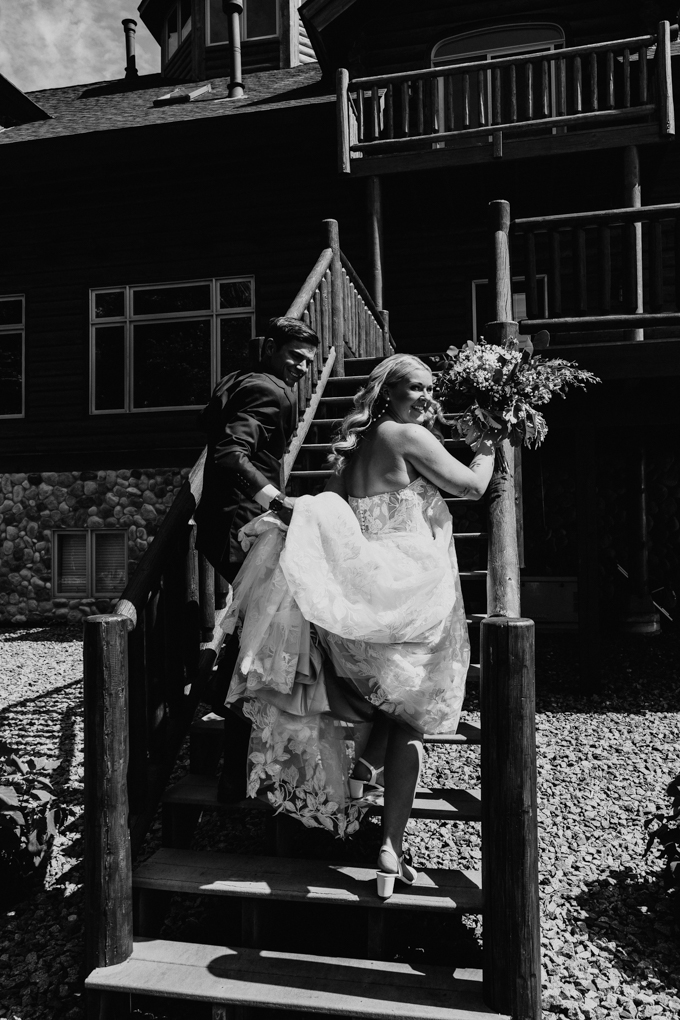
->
(83, 210), (539, 1019)
(337, 22), (676, 174)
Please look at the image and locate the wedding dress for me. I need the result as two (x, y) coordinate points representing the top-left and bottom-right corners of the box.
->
(223, 477), (469, 837)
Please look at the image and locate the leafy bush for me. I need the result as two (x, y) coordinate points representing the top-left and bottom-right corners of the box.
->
(645, 774), (680, 899)
(0, 740), (64, 890)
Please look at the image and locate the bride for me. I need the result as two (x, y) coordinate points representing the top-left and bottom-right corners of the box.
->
(223, 354), (494, 896)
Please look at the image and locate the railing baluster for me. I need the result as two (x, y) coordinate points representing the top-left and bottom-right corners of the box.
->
(371, 86), (381, 140)
(557, 57), (566, 117)
(430, 76), (439, 134)
(524, 232), (539, 319)
(650, 218), (664, 312)
(463, 73), (471, 128)
(639, 45), (648, 104)
(598, 225), (611, 314)
(356, 88), (364, 142)
(509, 64), (517, 122)
(401, 81), (410, 135)
(478, 69), (487, 127)
(184, 526), (200, 681)
(321, 271), (331, 360)
(445, 74), (455, 131)
(622, 222), (639, 313)
(385, 82), (394, 138)
(574, 227), (588, 314)
(573, 55), (582, 112)
(549, 230), (562, 317)
(623, 48), (631, 107)
(541, 59), (550, 117)
(606, 50), (615, 108)
(589, 52), (598, 110)
(358, 296), (366, 357)
(492, 66), (501, 124)
(675, 216), (680, 310)
(525, 62), (533, 119)
(416, 78), (424, 134)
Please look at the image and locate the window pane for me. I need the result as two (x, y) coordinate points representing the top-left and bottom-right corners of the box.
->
(180, 0), (192, 41)
(167, 6), (179, 57)
(94, 325), (126, 411)
(434, 25), (564, 63)
(57, 533), (87, 594)
(94, 291), (125, 319)
(245, 0), (277, 39)
(133, 319), (211, 408)
(133, 283), (211, 316)
(219, 315), (253, 374)
(219, 280), (252, 309)
(207, 0), (229, 43)
(0, 333), (23, 416)
(0, 298), (23, 326)
(94, 532), (127, 595)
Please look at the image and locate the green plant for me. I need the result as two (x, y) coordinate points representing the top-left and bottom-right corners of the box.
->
(645, 774), (680, 895)
(0, 739), (64, 888)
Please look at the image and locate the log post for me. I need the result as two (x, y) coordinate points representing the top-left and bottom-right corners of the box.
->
(325, 218), (345, 376)
(83, 615), (133, 975)
(576, 442), (601, 687)
(337, 68), (352, 173)
(481, 616), (541, 1020)
(367, 175), (384, 309)
(623, 145), (643, 342)
(486, 200), (521, 617)
(622, 441), (661, 634)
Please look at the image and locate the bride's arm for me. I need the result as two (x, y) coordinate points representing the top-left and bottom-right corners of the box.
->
(398, 425), (494, 500)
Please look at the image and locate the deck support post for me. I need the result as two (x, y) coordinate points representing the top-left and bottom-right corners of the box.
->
(83, 616), (133, 985)
(576, 443), (601, 686)
(367, 175), (384, 309)
(481, 617), (541, 1019)
(623, 145), (644, 341)
(622, 441), (661, 634)
(325, 218), (345, 376)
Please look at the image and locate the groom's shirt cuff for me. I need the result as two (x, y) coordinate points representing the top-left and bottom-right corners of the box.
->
(254, 483), (281, 509)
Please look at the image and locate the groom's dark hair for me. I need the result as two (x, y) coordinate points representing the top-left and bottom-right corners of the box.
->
(266, 316), (319, 350)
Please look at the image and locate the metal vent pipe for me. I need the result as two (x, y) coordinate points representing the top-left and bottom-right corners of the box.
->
(122, 18), (139, 80)
(223, 1), (244, 97)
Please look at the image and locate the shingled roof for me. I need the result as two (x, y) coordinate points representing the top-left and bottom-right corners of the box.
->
(0, 62), (328, 147)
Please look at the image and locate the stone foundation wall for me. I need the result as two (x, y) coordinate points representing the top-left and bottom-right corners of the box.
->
(0, 467), (191, 625)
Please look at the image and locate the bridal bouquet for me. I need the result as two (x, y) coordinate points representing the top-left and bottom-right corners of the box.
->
(435, 334), (599, 450)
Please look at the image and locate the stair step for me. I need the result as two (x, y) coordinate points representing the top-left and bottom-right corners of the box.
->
(163, 775), (481, 821)
(459, 571), (487, 580)
(189, 716), (482, 745)
(133, 848), (483, 913)
(85, 937), (506, 1018)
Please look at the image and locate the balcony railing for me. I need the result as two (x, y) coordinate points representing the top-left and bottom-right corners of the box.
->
(337, 22), (676, 174)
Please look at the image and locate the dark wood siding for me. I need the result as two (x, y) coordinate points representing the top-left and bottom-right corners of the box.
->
(165, 35), (193, 79)
(205, 37), (281, 78)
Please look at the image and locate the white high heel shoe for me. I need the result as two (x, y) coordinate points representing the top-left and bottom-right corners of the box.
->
(349, 758), (385, 800)
(376, 845), (418, 899)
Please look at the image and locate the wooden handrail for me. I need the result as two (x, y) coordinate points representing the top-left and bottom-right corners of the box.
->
(350, 31), (667, 89)
(286, 247), (333, 318)
(514, 201), (680, 229)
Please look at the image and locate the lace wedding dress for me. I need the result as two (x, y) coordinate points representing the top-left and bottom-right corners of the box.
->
(223, 477), (469, 836)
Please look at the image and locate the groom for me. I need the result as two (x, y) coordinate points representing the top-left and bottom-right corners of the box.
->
(195, 316), (319, 800)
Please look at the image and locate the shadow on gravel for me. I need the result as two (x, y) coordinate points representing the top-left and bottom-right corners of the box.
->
(0, 624), (83, 644)
(574, 869), (680, 990)
(534, 630), (680, 714)
(0, 676), (82, 721)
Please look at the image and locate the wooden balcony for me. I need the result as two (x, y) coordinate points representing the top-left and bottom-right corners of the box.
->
(337, 22), (676, 176)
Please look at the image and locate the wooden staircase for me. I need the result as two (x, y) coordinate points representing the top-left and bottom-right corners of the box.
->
(82, 217), (539, 1020)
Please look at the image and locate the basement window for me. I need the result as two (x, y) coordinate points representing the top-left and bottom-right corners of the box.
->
(0, 295), (24, 418)
(206, 0), (279, 44)
(90, 277), (255, 413)
(53, 530), (127, 598)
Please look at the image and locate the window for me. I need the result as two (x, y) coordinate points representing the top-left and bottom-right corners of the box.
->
(432, 24), (565, 129)
(471, 276), (548, 340)
(165, 0), (193, 60)
(90, 277), (255, 413)
(206, 0), (278, 45)
(53, 530), (128, 598)
(0, 295), (24, 418)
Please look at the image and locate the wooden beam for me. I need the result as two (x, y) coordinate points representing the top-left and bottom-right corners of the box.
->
(367, 175), (384, 309)
(657, 20), (675, 136)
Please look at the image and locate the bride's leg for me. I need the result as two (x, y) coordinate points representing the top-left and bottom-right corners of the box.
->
(352, 713), (389, 783)
(378, 721), (422, 873)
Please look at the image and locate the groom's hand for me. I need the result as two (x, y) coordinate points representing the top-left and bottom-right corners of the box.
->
(270, 494), (296, 526)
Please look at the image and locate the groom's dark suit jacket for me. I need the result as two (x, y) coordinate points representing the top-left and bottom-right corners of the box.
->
(194, 370), (297, 579)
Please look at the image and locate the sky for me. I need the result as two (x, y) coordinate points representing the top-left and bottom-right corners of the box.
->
(0, 0), (161, 93)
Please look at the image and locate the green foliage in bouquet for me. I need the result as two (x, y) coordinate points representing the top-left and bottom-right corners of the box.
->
(435, 333), (600, 449)
(0, 739), (64, 890)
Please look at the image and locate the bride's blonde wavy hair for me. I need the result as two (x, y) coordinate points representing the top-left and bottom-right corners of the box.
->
(329, 354), (443, 473)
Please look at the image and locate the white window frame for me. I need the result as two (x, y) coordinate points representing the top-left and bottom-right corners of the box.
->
(205, 0), (280, 45)
(164, 0), (193, 62)
(89, 276), (255, 415)
(432, 24), (565, 127)
(52, 529), (128, 599)
(0, 294), (25, 420)
(471, 275), (548, 341)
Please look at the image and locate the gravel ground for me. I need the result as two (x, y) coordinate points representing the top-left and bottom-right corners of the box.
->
(0, 624), (679, 1020)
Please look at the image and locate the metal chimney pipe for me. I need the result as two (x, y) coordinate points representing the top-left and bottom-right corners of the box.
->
(122, 18), (139, 80)
(223, 1), (244, 97)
